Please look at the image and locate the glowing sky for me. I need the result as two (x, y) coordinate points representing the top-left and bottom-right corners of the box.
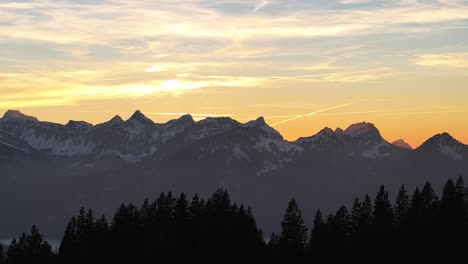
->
(1, 0), (468, 147)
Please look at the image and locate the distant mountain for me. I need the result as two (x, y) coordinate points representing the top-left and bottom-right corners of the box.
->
(294, 122), (408, 159)
(0, 110), (466, 239)
(414, 133), (467, 161)
(392, 139), (413, 150)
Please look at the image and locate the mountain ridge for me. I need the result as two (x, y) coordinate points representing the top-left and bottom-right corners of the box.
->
(1, 110), (465, 148)
(1, 109), (467, 239)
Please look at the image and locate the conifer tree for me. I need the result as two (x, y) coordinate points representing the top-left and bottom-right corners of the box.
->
(372, 186), (394, 262)
(394, 185), (410, 226)
(455, 176), (466, 217)
(309, 209), (325, 260)
(350, 194), (373, 263)
(5, 226), (53, 264)
(278, 198), (308, 263)
(350, 198), (361, 233)
(374, 185), (394, 230)
(361, 194), (374, 227)
(0, 243), (4, 264)
(189, 194), (203, 220)
(174, 193), (190, 263)
(421, 182), (438, 217)
(331, 205), (351, 262)
(58, 216), (78, 262)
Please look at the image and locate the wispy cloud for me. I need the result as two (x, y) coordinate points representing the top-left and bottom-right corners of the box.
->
(273, 68), (393, 83)
(0, 0), (467, 138)
(378, 109), (468, 116)
(416, 53), (468, 68)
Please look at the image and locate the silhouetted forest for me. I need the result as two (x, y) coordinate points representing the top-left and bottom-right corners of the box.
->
(1, 177), (467, 264)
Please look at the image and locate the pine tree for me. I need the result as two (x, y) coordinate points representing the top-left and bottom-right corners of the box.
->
(331, 205), (351, 262)
(5, 226), (53, 264)
(5, 238), (20, 264)
(374, 185), (394, 230)
(350, 198), (361, 233)
(421, 182), (438, 217)
(0, 243), (4, 264)
(269, 232), (279, 248)
(351, 193), (372, 262)
(455, 177), (466, 217)
(59, 216), (77, 261)
(370, 186), (393, 262)
(189, 194), (203, 220)
(268, 233), (280, 264)
(94, 215), (109, 262)
(278, 198), (308, 263)
(174, 193), (190, 263)
(394, 185), (410, 226)
(110, 203), (141, 264)
(309, 209), (325, 261)
(361, 194), (374, 227)
(206, 188), (231, 214)
(175, 193), (189, 223)
(437, 178), (466, 262)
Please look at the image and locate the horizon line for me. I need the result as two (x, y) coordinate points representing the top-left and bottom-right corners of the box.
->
(1, 109), (465, 149)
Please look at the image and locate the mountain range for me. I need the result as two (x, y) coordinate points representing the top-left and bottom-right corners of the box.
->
(0, 110), (467, 239)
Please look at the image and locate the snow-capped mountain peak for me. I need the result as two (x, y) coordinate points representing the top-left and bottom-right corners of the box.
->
(344, 122), (379, 137)
(97, 115), (124, 127)
(162, 114), (195, 134)
(175, 114), (195, 124)
(244, 117), (283, 140)
(127, 110), (153, 124)
(319, 127), (335, 136)
(419, 132), (465, 160)
(392, 139), (413, 150)
(110, 115), (124, 123)
(66, 120), (93, 129)
(2, 110), (38, 122)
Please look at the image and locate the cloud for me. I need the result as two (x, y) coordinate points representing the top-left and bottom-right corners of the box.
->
(378, 109), (468, 116)
(273, 68), (393, 83)
(1, 0), (468, 45)
(0, 0), (467, 110)
(416, 53), (468, 68)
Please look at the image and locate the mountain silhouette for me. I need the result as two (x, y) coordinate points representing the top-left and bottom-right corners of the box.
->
(0, 110), (466, 239)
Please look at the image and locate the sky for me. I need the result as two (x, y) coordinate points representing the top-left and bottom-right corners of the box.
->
(0, 0), (468, 147)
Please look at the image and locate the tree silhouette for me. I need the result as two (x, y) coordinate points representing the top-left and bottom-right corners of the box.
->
(5, 226), (53, 264)
(0, 243), (4, 264)
(278, 198), (308, 263)
(372, 185), (394, 262)
(5, 178), (468, 264)
(394, 185), (409, 226)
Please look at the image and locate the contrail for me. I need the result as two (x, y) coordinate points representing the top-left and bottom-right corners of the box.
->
(271, 103), (351, 127)
(251, 0), (268, 13)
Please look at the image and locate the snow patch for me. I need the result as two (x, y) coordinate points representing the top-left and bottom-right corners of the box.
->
(0, 140), (28, 152)
(362, 141), (390, 159)
(438, 144), (463, 160)
(255, 138), (303, 153)
(232, 145), (250, 161)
